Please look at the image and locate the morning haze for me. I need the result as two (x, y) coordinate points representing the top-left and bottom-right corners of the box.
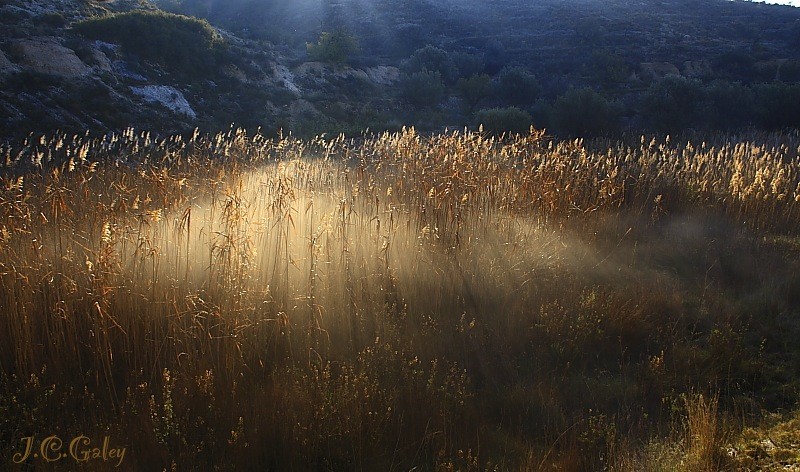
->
(1, 0), (799, 470)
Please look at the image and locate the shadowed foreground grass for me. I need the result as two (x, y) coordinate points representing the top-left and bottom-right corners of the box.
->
(1, 128), (799, 470)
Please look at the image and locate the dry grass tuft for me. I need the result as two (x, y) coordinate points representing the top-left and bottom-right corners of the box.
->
(684, 393), (729, 471)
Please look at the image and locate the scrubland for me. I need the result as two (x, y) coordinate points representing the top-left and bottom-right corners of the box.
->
(1, 127), (799, 470)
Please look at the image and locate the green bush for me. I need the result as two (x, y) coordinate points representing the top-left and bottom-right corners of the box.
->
(590, 50), (630, 88)
(641, 76), (708, 132)
(307, 29), (359, 65)
(705, 80), (755, 129)
(753, 82), (800, 129)
(399, 70), (445, 109)
(713, 49), (757, 81)
(401, 46), (459, 85)
(496, 66), (540, 106)
(550, 87), (620, 136)
(451, 52), (485, 79)
(74, 11), (225, 78)
(475, 106), (532, 135)
(637, 79), (800, 132)
(456, 73), (492, 110)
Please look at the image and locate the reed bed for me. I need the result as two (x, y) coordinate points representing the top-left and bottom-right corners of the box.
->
(1, 127), (799, 470)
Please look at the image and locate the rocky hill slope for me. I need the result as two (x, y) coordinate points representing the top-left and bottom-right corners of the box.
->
(2, 0), (800, 140)
(0, 0), (400, 140)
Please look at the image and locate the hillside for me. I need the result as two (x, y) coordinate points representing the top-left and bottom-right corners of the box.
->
(1, 0), (800, 139)
(0, 0), (401, 140)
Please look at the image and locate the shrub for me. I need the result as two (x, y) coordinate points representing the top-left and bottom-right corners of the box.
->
(496, 66), (540, 106)
(475, 106), (532, 135)
(456, 73), (492, 110)
(590, 50), (630, 88)
(401, 45), (459, 85)
(483, 39), (507, 74)
(713, 49), (757, 81)
(0, 8), (30, 25)
(550, 87), (620, 136)
(74, 11), (226, 78)
(705, 80), (755, 129)
(641, 76), (708, 132)
(451, 51), (485, 79)
(399, 69), (445, 109)
(307, 28), (359, 65)
(160, 0), (211, 18)
(753, 82), (800, 129)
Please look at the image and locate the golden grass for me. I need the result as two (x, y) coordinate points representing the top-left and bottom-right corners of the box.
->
(1, 127), (799, 470)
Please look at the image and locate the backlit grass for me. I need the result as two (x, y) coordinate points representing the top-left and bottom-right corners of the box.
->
(1, 127), (799, 470)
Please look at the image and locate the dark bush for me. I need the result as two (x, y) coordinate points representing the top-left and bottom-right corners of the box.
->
(399, 70), (445, 109)
(456, 74), (492, 110)
(496, 66), (540, 106)
(713, 50), (757, 81)
(753, 82), (800, 129)
(475, 107), (532, 135)
(641, 76), (708, 132)
(590, 50), (630, 88)
(74, 11), (226, 79)
(481, 39), (508, 75)
(307, 28), (359, 65)
(451, 52), (485, 79)
(401, 46), (459, 85)
(550, 87), (620, 136)
(0, 8), (30, 25)
(705, 80), (755, 129)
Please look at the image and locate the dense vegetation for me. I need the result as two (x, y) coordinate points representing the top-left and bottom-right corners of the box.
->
(307, 29), (360, 65)
(2, 0), (800, 140)
(74, 10), (226, 78)
(147, 0), (800, 137)
(1, 128), (799, 470)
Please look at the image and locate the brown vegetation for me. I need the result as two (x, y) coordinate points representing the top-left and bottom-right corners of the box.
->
(1, 127), (799, 470)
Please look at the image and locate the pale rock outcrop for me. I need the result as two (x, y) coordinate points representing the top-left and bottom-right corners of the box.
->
(87, 47), (114, 73)
(130, 85), (196, 119)
(364, 66), (400, 85)
(274, 64), (301, 94)
(293, 62), (400, 89)
(10, 37), (90, 77)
